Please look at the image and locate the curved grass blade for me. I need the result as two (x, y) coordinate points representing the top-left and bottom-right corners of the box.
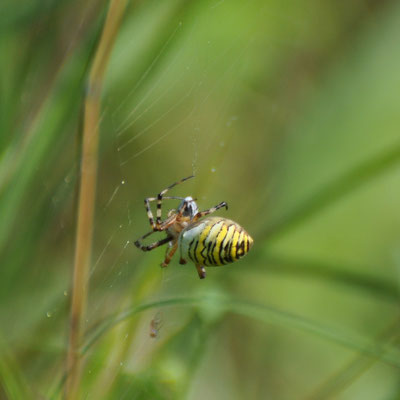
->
(0, 333), (32, 400)
(254, 252), (399, 302)
(82, 295), (400, 368)
(262, 143), (400, 241)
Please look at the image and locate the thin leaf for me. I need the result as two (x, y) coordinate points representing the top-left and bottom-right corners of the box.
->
(262, 143), (400, 240)
(82, 295), (400, 368)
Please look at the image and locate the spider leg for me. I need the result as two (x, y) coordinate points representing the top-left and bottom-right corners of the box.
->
(161, 241), (178, 268)
(137, 176), (195, 253)
(144, 196), (185, 231)
(156, 175), (194, 227)
(193, 201), (228, 221)
(195, 264), (206, 279)
(134, 230), (172, 251)
(144, 197), (158, 230)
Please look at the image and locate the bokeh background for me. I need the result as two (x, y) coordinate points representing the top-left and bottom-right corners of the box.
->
(1, 0), (400, 399)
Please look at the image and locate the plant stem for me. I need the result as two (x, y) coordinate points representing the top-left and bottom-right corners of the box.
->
(65, 1), (127, 399)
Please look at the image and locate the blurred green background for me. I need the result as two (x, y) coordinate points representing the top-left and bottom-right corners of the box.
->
(1, 0), (400, 399)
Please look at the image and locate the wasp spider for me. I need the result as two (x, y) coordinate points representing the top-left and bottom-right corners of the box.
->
(134, 176), (253, 279)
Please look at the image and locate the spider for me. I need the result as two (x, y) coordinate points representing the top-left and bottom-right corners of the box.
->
(134, 176), (253, 279)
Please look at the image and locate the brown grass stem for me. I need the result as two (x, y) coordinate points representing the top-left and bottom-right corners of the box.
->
(65, 1), (127, 399)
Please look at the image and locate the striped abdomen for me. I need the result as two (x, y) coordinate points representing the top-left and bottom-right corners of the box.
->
(179, 216), (253, 267)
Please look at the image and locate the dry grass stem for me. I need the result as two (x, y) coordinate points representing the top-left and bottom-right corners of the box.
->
(65, 1), (128, 398)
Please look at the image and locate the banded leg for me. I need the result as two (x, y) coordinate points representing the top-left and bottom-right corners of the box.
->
(134, 230), (172, 251)
(161, 241), (178, 267)
(193, 201), (228, 222)
(144, 196), (184, 231)
(157, 200), (190, 231)
(155, 175), (194, 227)
(195, 264), (206, 279)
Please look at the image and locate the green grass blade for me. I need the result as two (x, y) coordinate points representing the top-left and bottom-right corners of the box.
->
(0, 333), (32, 400)
(255, 252), (399, 302)
(262, 143), (400, 241)
(82, 295), (400, 368)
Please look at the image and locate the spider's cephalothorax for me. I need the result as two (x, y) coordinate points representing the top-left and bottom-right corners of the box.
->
(134, 176), (253, 279)
(178, 196), (199, 218)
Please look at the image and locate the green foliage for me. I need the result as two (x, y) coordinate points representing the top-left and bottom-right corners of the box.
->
(1, 0), (400, 399)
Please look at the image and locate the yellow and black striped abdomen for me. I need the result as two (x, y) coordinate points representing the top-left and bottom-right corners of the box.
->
(179, 216), (253, 267)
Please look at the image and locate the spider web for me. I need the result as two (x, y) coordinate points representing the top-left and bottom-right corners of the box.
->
(77, 0), (271, 394)
(16, 1), (400, 397)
